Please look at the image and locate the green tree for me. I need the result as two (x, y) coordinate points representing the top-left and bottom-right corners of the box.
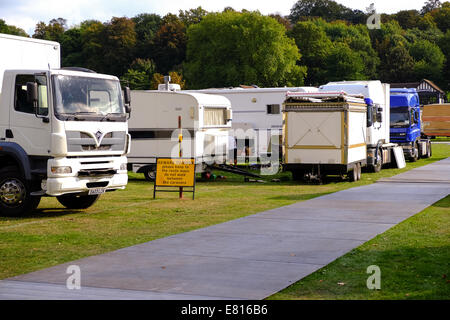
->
(152, 14), (187, 74)
(132, 13), (162, 59)
(429, 2), (450, 32)
(438, 30), (450, 88)
(289, 20), (332, 85)
(289, 0), (365, 24)
(378, 44), (415, 82)
(184, 11), (306, 88)
(33, 18), (67, 42)
(325, 42), (366, 81)
(121, 59), (156, 90)
(0, 19), (28, 36)
(179, 7), (208, 27)
(421, 0), (442, 14)
(409, 39), (446, 82)
(101, 17), (137, 76)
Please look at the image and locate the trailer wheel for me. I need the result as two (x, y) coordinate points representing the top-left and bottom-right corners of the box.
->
(356, 163), (362, 181)
(348, 166), (358, 182)
(57, 194), (100, 209)
(372, 149), (382, 173)
(423, 141), (432, 159)
(144, 169), (156, 182)
(0, 167), (41, 216)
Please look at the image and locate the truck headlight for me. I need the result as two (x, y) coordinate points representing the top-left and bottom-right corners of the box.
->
(120, 163), (127, 171)
(51, 166), (72, 174)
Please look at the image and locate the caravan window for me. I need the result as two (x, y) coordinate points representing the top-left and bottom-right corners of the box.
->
(267, 104), (280, 115)
(203, 107), (227, 126)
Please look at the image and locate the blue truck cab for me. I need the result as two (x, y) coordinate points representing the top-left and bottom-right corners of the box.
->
(390, 88), (431, 161)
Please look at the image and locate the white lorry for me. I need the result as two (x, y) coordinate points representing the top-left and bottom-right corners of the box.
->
(0, 33), (131, 216)
(127, 84), (232, 180)
(283, 81), (399, 182)
(189, 86), (318, 162)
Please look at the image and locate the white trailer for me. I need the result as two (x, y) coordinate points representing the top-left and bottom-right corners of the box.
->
(128, 88), (232, 180)
(283, 81), (401, 182)
(189, 87), (318, 161)
(0, 33), (131, 216)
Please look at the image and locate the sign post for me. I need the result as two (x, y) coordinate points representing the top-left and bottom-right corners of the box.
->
(153, 158), (196, 200)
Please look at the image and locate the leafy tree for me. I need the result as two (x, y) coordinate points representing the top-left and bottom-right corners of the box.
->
(184, 11), (306, 88)
(289, 20), (332, 85)
(421, 0), (442, 14)
(150, 71), (186, 90)
(269, 14), (292, 30)
(121, 58), (156, 89)
(0, 19), (28, 36)
(152, 14), (187, 74)
(132, 13), (162, 59)
(325, 42), (366, 81)
(289, 0), (365, 24)
(409, 39), (445, 82)
(438, 30), (450, 88)
(179, 7), (208, 27)
(429, 2), (450, 32)
(77, 20), (106, 72)
(378, 44), (415, 82)
(101, 17), (137, 76)
(33, 18), (67, 42)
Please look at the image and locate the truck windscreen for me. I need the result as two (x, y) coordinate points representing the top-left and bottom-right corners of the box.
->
(390, 106), (410, 127)
(53, 75), (125, 121)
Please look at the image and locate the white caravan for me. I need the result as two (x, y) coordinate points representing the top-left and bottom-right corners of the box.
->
(128, 88), (232, 180)
(189, 87), (318, 161)
(0, 33), (131, 216)
(283, 80), (399, 182)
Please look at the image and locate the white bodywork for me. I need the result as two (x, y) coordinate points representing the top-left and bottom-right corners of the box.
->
(319, 81), (391, 147)
(0, 33), (129, 196)
(128, 90), (232, 173)
(284, 96), (367, 167)
(189, 87), (318, 158)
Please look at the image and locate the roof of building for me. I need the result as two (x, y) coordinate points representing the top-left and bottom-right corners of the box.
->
(390, 79), (445, 94)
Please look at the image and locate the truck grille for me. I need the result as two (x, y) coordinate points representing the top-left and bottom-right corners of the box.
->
(66, 131), (126, 153)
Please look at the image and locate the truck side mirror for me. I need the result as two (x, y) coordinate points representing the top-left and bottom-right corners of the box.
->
(376, 112), (383, 123)
(414, 111), (419, 122)
(26, 82), (38, 104)
(124, 87), (131, 107)
(367, 105), (373, 127)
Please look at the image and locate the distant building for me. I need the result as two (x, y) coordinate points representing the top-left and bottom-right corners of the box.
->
(391, 79), (446, 105)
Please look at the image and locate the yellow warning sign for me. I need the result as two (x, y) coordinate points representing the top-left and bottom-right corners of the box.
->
(155, 158), (196, 187)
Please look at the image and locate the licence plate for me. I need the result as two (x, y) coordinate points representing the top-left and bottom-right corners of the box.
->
(88, 188), (106, 195)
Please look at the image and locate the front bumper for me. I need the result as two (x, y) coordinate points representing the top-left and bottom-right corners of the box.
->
(44, 156), (128, 196)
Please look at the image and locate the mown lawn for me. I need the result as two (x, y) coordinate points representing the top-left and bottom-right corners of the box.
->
(0, 143), (449, 287)
(268, 195), (450, 300)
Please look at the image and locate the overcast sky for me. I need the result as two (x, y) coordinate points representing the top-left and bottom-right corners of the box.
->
(0, 0), (430, 35)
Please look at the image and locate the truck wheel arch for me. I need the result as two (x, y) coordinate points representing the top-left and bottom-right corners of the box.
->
(0, 142), (32, 180)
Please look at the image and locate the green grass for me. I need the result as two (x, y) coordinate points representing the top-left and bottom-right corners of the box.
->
(0, 144), (449, 286)
(268, 196), (450, 300)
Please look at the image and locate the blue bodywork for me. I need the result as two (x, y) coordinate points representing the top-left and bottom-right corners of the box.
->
(390, 89), (421, 147)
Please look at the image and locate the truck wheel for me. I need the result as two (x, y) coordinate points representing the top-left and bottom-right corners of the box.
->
(423, 141), (432, 159)
(57, 194), (100, 209)
(143, 169), (156, 182)
(356, 163), (362, 181)
(0, 168), (41, 216)
(411, 142), (419, 162)
(348, 166), (358, 182)
(372, 149), (382, 173)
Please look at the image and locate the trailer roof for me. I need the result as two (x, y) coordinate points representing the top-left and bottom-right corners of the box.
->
(143, 90), (231, 107)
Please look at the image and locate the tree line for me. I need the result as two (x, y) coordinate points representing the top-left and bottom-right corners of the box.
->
(1, 0), (449, 94)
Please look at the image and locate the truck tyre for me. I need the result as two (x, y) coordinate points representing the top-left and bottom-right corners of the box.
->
(348, 166), (358, 182)
(372, 149), (382, 173)
(423, 141), (432, 159)
(410, 142), (419, 162)
(57, 194), (100, 209)
(143, 168), (156, 182)
(0, 167), (41, 216)
(356, 163), (362, 181)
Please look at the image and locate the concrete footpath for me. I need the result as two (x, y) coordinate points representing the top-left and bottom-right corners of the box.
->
(1, 158), (449, 300)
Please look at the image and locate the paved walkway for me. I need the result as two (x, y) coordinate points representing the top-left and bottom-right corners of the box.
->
(1, 158), (449, 300)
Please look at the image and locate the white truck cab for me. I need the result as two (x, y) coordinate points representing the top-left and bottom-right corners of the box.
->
(0, 33), (131, 216)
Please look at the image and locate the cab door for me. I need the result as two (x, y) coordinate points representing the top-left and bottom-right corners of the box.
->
(8, 73), (51, 156)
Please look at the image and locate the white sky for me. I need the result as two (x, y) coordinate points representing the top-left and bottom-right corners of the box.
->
(0, 0), (430, 35)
